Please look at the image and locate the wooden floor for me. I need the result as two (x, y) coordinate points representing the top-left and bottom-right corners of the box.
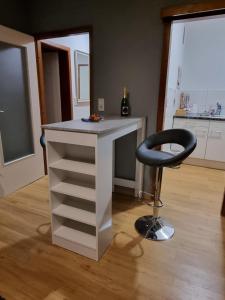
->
(0, 165), (224, 300)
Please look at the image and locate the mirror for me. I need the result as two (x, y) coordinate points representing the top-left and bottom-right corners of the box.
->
(75, 50), (90, 102)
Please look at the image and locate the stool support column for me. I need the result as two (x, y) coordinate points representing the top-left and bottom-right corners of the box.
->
(153, 167), (163, 218)
(134, 166), (174, 241)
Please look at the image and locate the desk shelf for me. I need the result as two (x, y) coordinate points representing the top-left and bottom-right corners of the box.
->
(52, 204), (96, 226)
(50, 159), (96, 176)
(53, 225), (96, 250)
(51, 182), (96, 202)
(44, 117), (145, 261)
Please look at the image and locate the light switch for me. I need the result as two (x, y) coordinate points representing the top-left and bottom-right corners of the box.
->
(98, 98), (104, 111)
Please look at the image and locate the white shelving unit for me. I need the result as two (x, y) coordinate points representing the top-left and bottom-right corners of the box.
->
(46, 131), (98, 260)
(44, 117), (145, 261)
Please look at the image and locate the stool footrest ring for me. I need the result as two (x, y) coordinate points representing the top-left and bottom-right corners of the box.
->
(144, 198), (163, 208)
(138, 191), (154, 200)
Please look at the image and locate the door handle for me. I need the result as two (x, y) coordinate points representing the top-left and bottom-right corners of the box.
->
(0, 111), (4, 113)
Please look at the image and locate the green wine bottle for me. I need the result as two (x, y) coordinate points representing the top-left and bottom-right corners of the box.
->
(121, 87), (129, 117)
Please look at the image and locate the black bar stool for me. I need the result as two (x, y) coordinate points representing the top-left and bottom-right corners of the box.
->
(40, 132), (45, 149)
(135, 128), (197, 241)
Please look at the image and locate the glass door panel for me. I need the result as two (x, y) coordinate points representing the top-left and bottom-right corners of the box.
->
(0, 41), (34, 164)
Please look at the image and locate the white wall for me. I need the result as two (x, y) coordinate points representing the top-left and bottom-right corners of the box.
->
(167, 22), (185, 90)
(164, 15), (225, 127)
(163, 22), (185, 133)
(43, 34), (90, 119)
(182, 16), (225, 90)
(181, 16), (225, 114)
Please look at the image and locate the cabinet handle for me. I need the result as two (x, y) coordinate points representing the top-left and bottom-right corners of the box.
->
(209, 130), (223, 139)
(195, 129), (207, 138)
(215, 130), (222, 133)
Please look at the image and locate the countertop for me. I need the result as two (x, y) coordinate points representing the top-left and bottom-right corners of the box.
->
(174, 113), (225, 121)
(42, 116), (144, 134)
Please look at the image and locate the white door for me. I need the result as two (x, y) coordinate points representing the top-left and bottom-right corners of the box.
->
(0, 25), (44, 197)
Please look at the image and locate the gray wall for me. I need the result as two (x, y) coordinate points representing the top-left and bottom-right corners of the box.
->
(0, 0), (29, 32)
(1, 0), (209, 191)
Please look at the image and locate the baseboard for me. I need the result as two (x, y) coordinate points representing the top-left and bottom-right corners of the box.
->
(113, 177), (136, 196)
(113, 177), (135, 189)
(114, 185), (134, 197)
(185, 158), (225, 170)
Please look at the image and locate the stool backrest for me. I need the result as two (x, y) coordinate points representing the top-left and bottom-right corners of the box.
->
(138, 128), (197, 166)
(145, 128), (196, 151)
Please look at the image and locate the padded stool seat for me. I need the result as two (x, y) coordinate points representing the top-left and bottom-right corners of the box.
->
(136, 128), (196, 167)
(135, 128), (197, 241)
(136, 149), (174, 167)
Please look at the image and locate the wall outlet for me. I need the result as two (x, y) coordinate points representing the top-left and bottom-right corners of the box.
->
(98, 98), (104, 111)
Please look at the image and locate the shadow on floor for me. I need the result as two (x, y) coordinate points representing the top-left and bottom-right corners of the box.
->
(0, 220), (145, 300)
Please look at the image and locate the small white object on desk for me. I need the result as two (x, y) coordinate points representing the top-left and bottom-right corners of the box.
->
(43, 116), (146, 261)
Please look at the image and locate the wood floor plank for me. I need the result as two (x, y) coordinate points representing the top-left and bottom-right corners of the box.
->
(0, 165), (224, 299)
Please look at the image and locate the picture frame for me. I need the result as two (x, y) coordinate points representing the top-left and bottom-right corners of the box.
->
(74, 50), (90, 103)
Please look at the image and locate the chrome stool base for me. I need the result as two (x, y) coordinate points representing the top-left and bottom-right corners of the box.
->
(135, 215), (174, 241)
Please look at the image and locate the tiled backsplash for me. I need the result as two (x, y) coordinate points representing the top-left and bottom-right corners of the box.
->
(178, 90), (225, 114)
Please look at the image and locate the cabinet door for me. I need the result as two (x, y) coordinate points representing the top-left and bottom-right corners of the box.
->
(205, 121), (225, 162)
(172, 118), (209, 159)
(171, 118), (187, 153)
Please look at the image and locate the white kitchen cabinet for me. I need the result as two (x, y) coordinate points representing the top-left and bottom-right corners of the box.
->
(205, 121), (225, 162)
(172, 118), (209, 159)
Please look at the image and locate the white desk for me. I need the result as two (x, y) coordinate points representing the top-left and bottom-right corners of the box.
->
(43, 117), (145, 260)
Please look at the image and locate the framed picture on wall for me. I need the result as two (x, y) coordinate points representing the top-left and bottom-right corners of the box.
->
(74, 50), (90, 102)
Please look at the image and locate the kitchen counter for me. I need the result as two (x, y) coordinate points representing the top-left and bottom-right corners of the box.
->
(42, 117), (143, 134)
(174, 113), (225, 121)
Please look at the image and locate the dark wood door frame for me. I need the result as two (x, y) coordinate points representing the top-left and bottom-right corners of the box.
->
(36, 40), (73, 124)
(157, 0), (225, 132)
(221, 190), (225, 216)
(35, 26), (93, 123)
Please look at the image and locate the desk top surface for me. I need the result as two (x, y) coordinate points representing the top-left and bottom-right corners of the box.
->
(42, 116), (144, 134)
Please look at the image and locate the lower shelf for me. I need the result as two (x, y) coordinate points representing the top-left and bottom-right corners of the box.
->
(53, 225), (96, 250)
(52, 233), (98, 261)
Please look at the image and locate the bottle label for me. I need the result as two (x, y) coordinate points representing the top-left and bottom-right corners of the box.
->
(122, 106), (129, 115)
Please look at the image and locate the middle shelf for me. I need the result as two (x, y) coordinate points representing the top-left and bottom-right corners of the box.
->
(52, 204), (96, 226)
(49, 158), (96, 176)
(51, 182), (96, 202)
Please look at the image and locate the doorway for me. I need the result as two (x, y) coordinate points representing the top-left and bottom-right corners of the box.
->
(36, 29), (92, 125)
(157, 2), (225, 215)
(37, 41), (72, 124)
(162, 16), (225, 168)
(35, 28), (92, 173)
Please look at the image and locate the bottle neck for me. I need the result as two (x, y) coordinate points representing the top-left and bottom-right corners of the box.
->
(123, 87), (127, 99)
